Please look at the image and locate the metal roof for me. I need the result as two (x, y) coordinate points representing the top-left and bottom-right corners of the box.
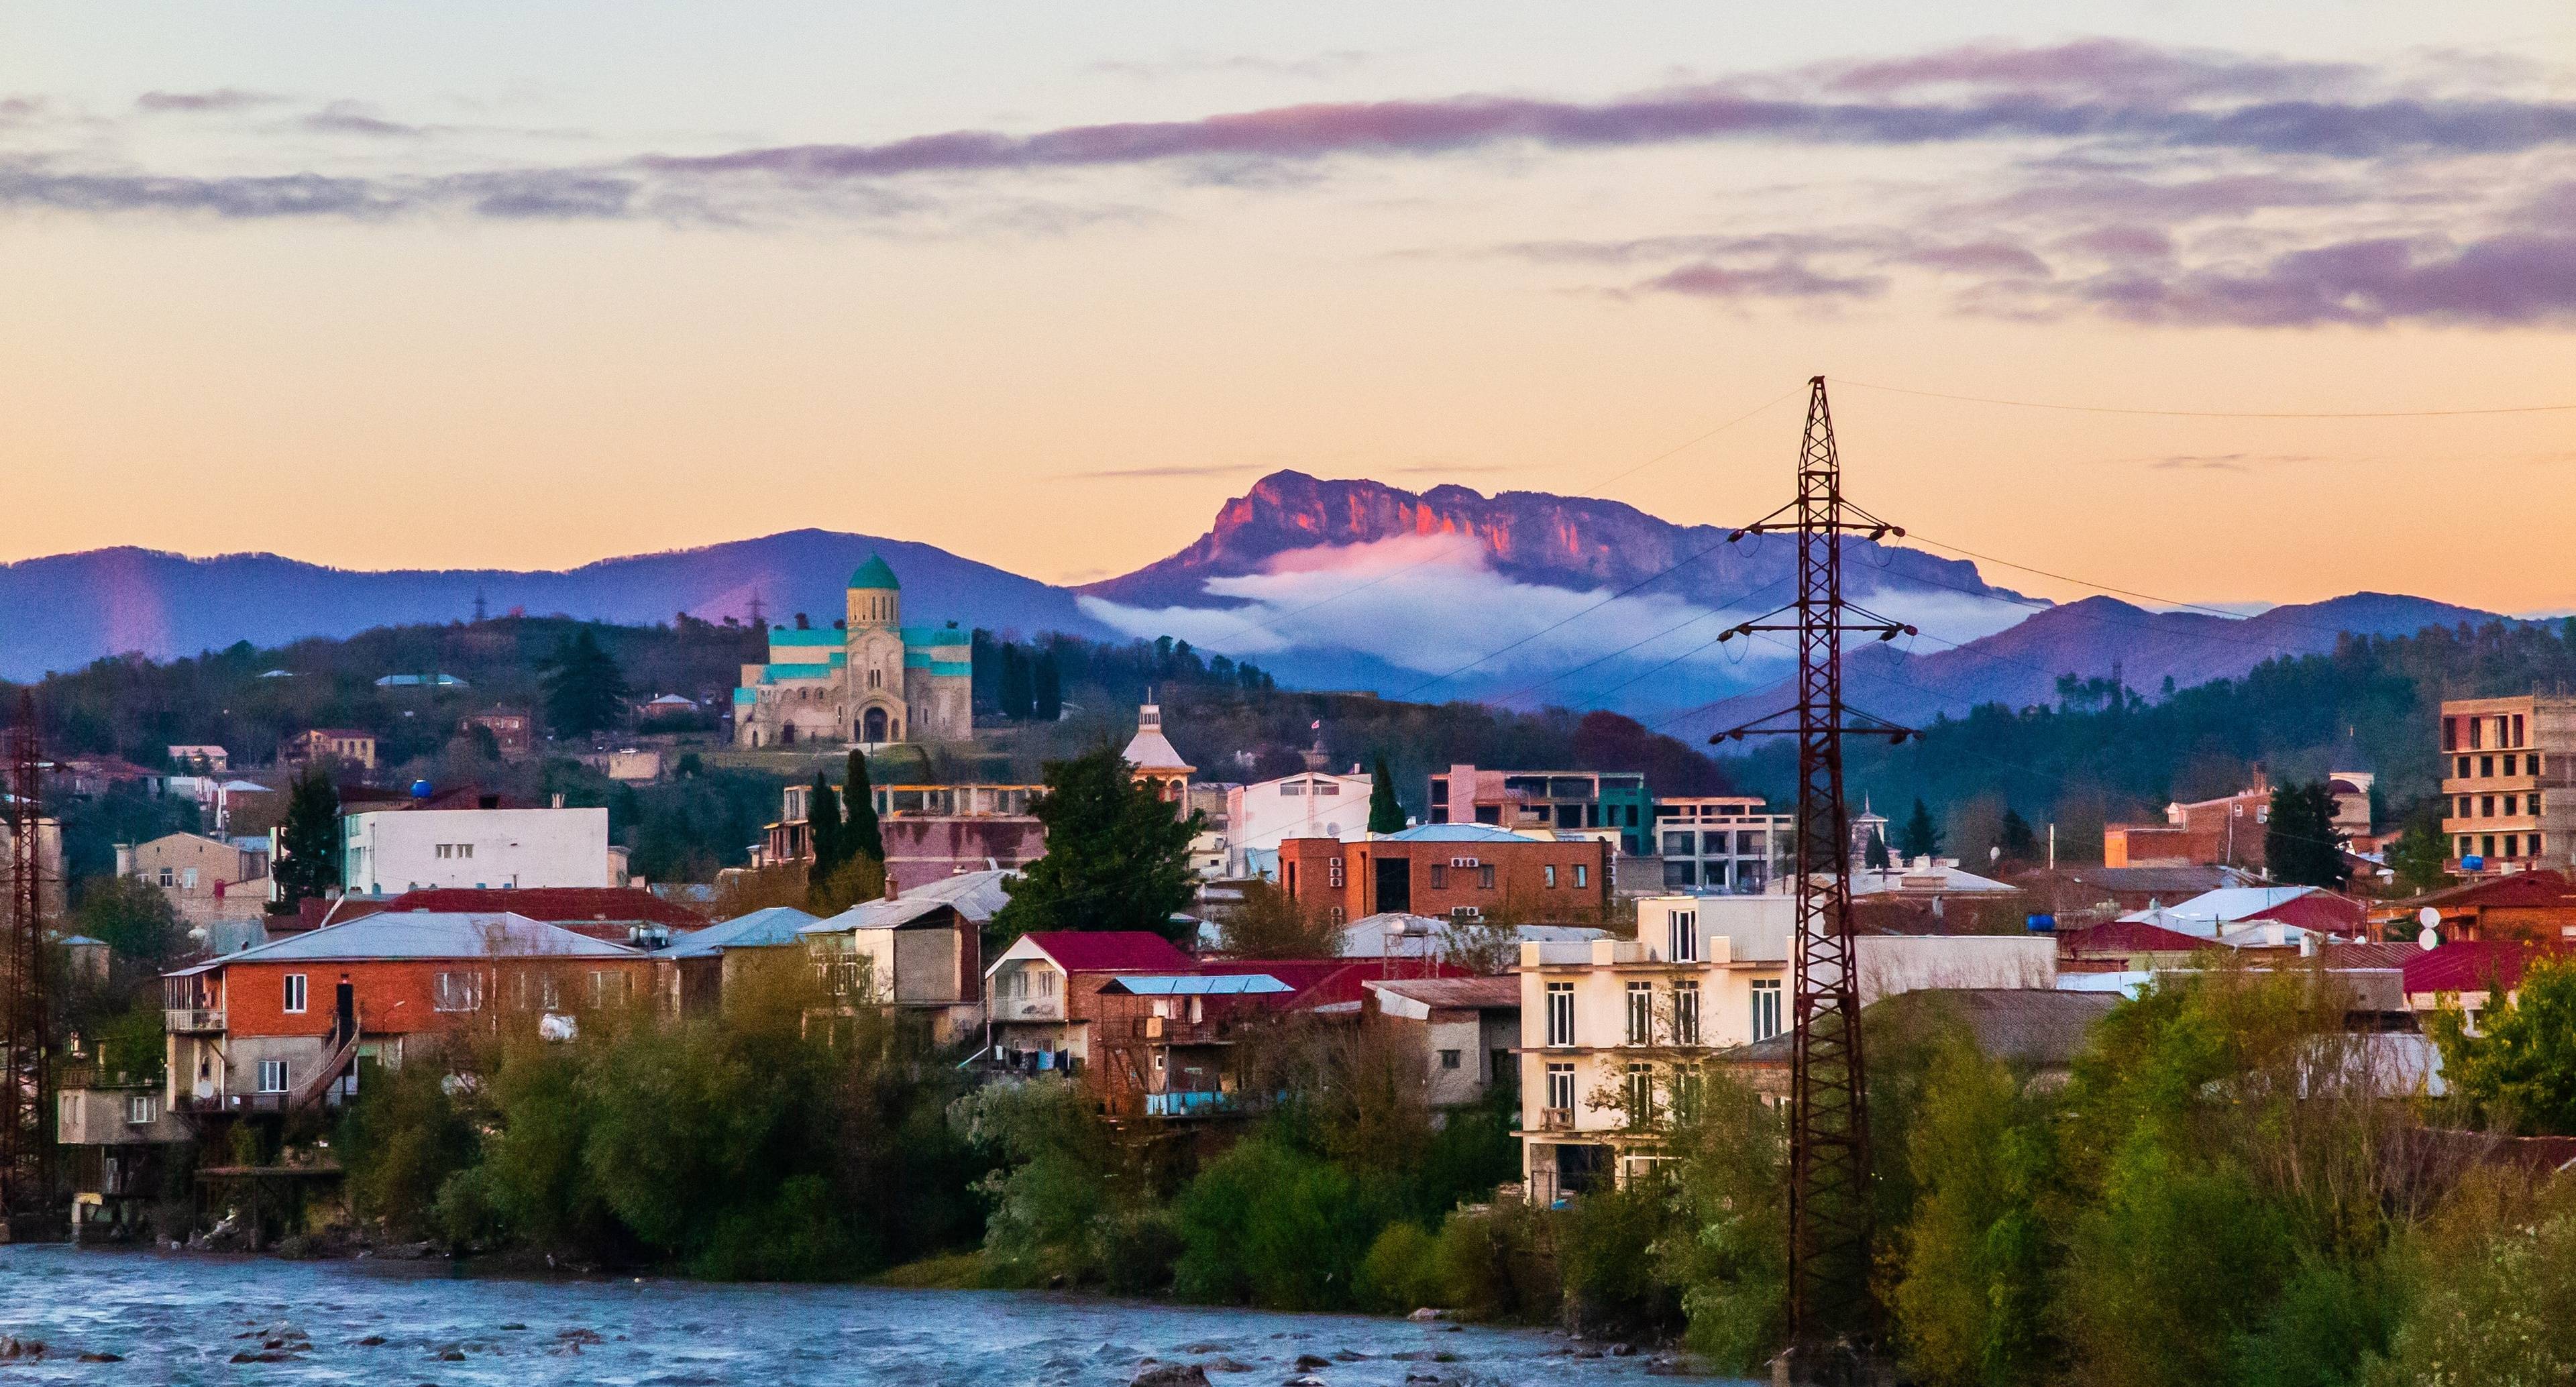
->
(657, 906), (818, 958)
(165, 911), (639, 974)
(801, 869), (1016, 934)
(849, 553), (901, 590)
(1103, 974), (1291, 996)
(1382, 824), (1534, 843)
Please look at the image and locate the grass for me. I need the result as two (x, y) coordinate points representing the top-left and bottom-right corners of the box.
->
(869, 1251), (991, 1290)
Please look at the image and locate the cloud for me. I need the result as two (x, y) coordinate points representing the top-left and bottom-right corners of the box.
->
(136, 89), (282, 113)
(2076, 232), (2576, 327)
(1091, 50), (1371, 82)
(1638, 260), (1888, 300)
(1065, 462), (1271, 480)
(1811, 37), (2366, 104)
(299, 100), (429, 138)
(2140, 452), (2324, 471)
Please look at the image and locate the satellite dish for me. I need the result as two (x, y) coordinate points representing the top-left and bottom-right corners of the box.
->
(2418, 906), (2440, 930)
(2418, 926), (2440, 951)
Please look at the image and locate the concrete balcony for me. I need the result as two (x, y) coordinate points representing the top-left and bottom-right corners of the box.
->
(1537, 1106), (1576, 1131)
(989, 996), (1065, 1023)
(165, 1007), (225, 1034)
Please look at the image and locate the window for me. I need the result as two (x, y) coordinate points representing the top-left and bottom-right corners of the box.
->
(1668, 909), (1698, 963)
(2443, 716), (2458, 751)
(2482, 755), (2495, 777)
(258, 1059), (289, 1093)
(2458, 756), (2472, 779)
(1625, 1064), (1655, 1125)
(1662, 832), (1693, 856)
(1627, 982), (1654, 1044)
(126, 1094), (156, 1125)
(1546, 983), (1575, 1047)
(282, 973), (307, 1015)
(1544, 865), (1558, 888)
(2512, 714), (2525, 747)
(433, 971), (482, 1013)
(1280, 782), (1305, 797)
(2470, 719), (2483, 750)
(541, 975), (562, 1011)
(1439, 1049), (1462, 1070)
(181, 867), (199, 890)
(2507, 795), (2521, 816)
(1429, 863), (1448, 889)
(1751, 979), (1784, 1042)
(157, 867), (174, 887)
(1545, 1062), (1575, 1115)
(2506, 835), (2520, 858)
(592, 971), (631, 1007)
(1315, 782), (1340, 796)
(1479, 865), (1496, 890)
(2459, 796), (2472, 818)
(1674, 982), (1701, 1046)
(1573, 865), (1588, 889)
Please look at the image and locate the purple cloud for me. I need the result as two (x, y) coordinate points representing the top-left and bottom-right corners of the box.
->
(1816, 37), (2363, 103)
(1639, 260), (1887, 300)
(2080, 233), (2576, 327)
(136, 89), (282, 113)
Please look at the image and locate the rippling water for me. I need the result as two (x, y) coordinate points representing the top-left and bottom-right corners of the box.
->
(0, 1247), (1742, 1385)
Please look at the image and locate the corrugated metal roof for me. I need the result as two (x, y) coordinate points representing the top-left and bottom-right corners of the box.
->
(1365, 975), (1520, 1011)
(802, 869), (1016, 934)
(658, 906), (817, 958)
(168, 911), (638, 972)
(1104, 974), (1291, 995)
(1382, 824), (1533, 843)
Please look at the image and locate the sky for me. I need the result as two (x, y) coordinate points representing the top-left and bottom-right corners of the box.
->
(5, 2), (2574, 614)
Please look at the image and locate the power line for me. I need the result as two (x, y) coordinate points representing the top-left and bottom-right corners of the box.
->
(1831, 378), (2576, 419)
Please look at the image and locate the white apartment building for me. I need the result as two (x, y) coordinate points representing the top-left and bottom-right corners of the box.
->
(339, 806), (612, 894)
(1517, 895), (2055, 1203)
(1225, 769), (1375, 879)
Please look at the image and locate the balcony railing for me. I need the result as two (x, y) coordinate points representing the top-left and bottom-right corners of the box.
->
(1129, 1017), (1222, 1044)
(1538, 1107), (1575, 1131)
(1143, 1090), (1237, 1117)
(991, 997), (1065, 1022)
(165, 1008), (225, 1034)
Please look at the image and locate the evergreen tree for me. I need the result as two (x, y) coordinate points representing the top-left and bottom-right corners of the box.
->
(2265, 780), (2350, 889)
(1864, 828), (1890, 871)
(540, 626), (630, 737)
(273, 766), (341, 909)
(1000, 644), (1034, 721)
(806, 771), (843, 906)
(1368, 755), (1405, 834)
(1033, 650), (1062, 722)
(2387, 801), (2454, 897)
(842, 749), (883, 865)
(992, 744), (1203, 944)
(1998, 808), (2039, 864)
(1898, 798), (1941, 861)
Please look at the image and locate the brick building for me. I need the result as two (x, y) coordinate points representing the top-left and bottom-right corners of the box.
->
(459, 708), (534, 759)
(282, 728), (378, 771)
(2440, 696), (2576, 875)
(1277, 823), (1611, 924)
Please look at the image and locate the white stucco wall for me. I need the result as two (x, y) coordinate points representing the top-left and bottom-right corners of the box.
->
(342, 808), (611, 893)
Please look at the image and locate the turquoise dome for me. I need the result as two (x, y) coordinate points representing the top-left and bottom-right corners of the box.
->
(848, 554), (901, 590)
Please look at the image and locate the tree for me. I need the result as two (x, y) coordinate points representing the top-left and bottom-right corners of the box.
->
(273, 766), (340, 909)
(539, 627), (630, 738)
(841, 749), (883, 865)
(70, 876), (186, 973)
(1367, 755), (1405, 834)
(1000, 643), (1034, 721)
(1864, 828), (1891, 871)
(1998, 808), (2039, 865)
(2386, 801), (2453, 896)
(2428, 954), (2576, 1135)
(1898, 798), (1941, 861)
(1216, 879), (1343, 958)
(991, 744), (1203, 944)
(2265, 780), (2349, 889)
(1033, 650), (1062, 722)
(805, 772), (843, 909)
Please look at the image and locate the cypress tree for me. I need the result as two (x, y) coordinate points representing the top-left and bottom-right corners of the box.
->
(1864, 828), (1890, 871)
(273, 766), (341, 909)
(1000, 644), (1034, 721)
(1368, 756), (1405, 834)
(806, 771), (843, 894)
(843, 749), (883, 865)
(1898, 798), (1942, 861)
(2265, 780), (2351, 889)
(539, 626), (630, 737)
(1999, 808), (2039, 864)
(1033, 650), (1062, 722)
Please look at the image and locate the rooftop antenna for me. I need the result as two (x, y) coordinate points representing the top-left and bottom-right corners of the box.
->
(1709, 378), (1913, 1374)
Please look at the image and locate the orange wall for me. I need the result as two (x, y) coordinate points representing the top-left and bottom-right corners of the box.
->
(218, 956), (654, 1040)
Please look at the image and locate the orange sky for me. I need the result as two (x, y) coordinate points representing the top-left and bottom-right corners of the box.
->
(4, 5), (2573, 613)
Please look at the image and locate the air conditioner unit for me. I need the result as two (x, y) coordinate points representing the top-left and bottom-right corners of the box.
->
(1450, 856), (1481, 868)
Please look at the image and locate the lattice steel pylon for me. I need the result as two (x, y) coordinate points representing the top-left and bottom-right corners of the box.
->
(1, 690), (48, 1219)
(1711, 378), (1914, 1367)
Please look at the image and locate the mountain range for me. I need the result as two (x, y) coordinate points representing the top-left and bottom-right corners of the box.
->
(0, 473), (2507, 724)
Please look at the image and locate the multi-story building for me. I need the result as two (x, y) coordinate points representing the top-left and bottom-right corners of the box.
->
(161, 911), (650, 1117)
(731, 555), (973, 748)
(1277, 824), (1611, 925)
(2440, 696), (2576, 875)
(1364, 975), (1520, 1109)
(1650, 796), (1791, 894)
(1226, 768), (1375, 879)
(801, 868), (1004, 1042)
(1428, 766), (1654, 856)
(166, 744), (229, 773)
(281, 728), (378, 772)
(757, 781), (1047, 892)
(117, 832), (270, 926)
(459, 708), (533, 759)
(983, 930), (1199, 1072)
(340, 802), (613, 894)
(2104, 769), (2376, 869)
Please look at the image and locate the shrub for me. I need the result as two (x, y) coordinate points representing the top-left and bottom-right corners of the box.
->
(337, 1058), (476, 1240)
(1560, 1178), (1682, 1337)
(1432, 1201), (1559, 1324)
(1356, 1220), (1443, 1313)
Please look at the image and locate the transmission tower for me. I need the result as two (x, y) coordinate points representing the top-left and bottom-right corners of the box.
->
(1, 691), (50, 1220)
(1711, 378), (1914, 1365)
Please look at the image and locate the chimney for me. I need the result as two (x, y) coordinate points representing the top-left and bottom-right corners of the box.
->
(551, 792), (565, 809)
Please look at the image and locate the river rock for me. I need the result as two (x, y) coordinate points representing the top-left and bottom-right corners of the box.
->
(1132, 1365), (1212, 1387)
(229, 1350), (294, 1364)
(1407, 1308), (1444, 1322)
(77, 1351), (121, 1362)
(1207, 1357), (1256, 1373)
(0, 1337), (43, 1361)
(356, 1335), (386, 1346)
(1332, 1350), (1368, 1362)
(1609, 1342), (1638, 1356)
(1294, 1353), (1330, 1370)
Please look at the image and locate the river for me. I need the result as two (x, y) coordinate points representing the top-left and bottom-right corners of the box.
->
(0, 1247), (1741, 1385)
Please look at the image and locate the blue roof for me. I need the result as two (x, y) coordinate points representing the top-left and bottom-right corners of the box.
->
(849, 554), (900, 590)
(657, 906), (819, 958)
(769, 628), (842, 647)
(1385, 824), (1538, 843)
(1104, 974), (1292, 996)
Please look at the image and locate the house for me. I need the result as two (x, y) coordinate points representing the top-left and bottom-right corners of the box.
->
(379, 885), (707, 947)
(2438, 696), (2575, 875)
(2372, 870), (2576, 944)
(983, 930), (1196, 1073)
(2013, 865), (2263, 924)
(374, 673), (468, 689)
(1725, 989), (2122, 1102)
(1277, 823), (1611, 925)
(2395, 939), (2571, 1025)
(1225, 769), (1375, 879)
(1650, 795), (1790, 895)
(342, 801), (614, 893)
(116, 832), (270, 926)
(576, 748), (663, 784)
(1334, 911), (1606, 962)
(1084, 973), (1293, 1117)
(731, 555), (973, 748)
(58, 1077), (190, 1239)
(800, 869), (1004, 1041)
(1848, 855), (2023, 928)
(1431, 766), (1654, 856)
(1364, 975), (1520, 1108)
(2118, 885), (2366, 944)
(1122, 702), (1195, 808)
(458, 709), (533, 759)
(757, 781), (1046, 893)
(2056, 918), (2222, 973)
(166, 745), (229, 773)
(161, 911), (650, 1117)
(653, 905), (817, 1018)
(282, 728), (378, 771)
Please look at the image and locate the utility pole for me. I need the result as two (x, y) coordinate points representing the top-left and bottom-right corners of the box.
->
(1711, 378), (1913, 1376)
(1, 691), (50, 1225)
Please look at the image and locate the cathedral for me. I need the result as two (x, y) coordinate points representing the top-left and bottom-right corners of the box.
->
(731, 555), (973, 748)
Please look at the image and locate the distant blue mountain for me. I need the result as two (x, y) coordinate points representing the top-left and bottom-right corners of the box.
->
(0, 531), (1112, 679)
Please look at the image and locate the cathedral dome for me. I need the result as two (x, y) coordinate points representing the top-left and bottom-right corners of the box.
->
(848, 554), (901, 590)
